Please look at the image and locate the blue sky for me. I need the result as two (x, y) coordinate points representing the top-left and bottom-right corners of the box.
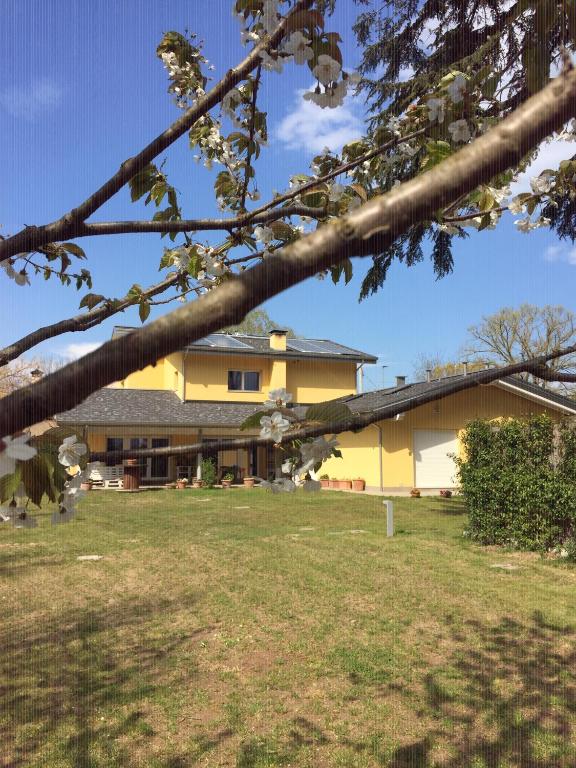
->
(1, 0), (575, 390)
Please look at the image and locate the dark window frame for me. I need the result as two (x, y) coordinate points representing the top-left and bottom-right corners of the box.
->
(228, 370), (260, 392)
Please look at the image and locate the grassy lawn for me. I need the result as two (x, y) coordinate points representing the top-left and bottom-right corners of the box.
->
(1, 490), (575, 768)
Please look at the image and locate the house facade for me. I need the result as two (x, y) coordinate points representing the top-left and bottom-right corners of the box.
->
(56, 326), (576, 490)
(56, 326), (376, 483)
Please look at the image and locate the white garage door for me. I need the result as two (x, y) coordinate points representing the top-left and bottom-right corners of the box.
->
(413, 430), (458, 488)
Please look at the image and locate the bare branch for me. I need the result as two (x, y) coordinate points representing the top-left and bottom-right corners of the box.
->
(0, 0), (314, 263)
(2, 69), (576, 435)
(530, 364), (576, 383)
(90, 344), (576, 462)
(0, 274), (181, 367)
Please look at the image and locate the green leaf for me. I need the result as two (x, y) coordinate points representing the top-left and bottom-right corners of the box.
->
(129, 164), (158, 203)
(79, 293), (106, 311)
(240, 411), (270, 431)
(139, 300), (151, 323)
(478, 191), (495, 212)
(330, 259), (353, 285)
(62, 242), (86, 259)
(285, 8), (324, 33)
(0, 465), (22, 503)
(305, 402), (352, 425)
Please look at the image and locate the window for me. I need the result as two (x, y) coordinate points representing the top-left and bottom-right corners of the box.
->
(228, 370), (260, 391)
(130, 437), (148, 450)
(106, 437), (123, 466)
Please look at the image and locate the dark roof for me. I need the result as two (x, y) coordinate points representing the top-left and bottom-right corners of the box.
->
(111, 326), (377, 363)
(338, 373), (576, 416)
(56, 373), (576, 429)
(56, 389), (271, 427)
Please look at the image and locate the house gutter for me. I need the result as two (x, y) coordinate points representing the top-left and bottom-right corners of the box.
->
(370, 423), (384, 492)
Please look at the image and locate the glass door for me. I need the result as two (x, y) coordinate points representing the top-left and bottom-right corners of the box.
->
(150, 438), (169, 479)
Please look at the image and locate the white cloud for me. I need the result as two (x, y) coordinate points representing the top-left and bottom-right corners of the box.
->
(61, 342), (103, 361)
(510, 137), (576, 194)
(0, 77), (63, 120)
(275, 88), (363, 154)
(544, 243), (576, 266)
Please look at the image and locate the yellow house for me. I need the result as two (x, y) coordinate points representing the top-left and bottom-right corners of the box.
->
(56, 326), (576, 490)
(56, 326), (375, 483)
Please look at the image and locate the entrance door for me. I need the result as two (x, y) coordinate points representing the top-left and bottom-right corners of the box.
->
(413, 430), (458, 488)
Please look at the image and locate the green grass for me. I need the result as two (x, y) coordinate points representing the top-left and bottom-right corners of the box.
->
(1, 489), (575, 767)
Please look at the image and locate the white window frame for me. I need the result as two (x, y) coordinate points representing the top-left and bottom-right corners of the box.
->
(228, 370), (261, 392)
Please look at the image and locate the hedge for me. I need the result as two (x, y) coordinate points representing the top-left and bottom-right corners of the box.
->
(456, 414), (576, 551)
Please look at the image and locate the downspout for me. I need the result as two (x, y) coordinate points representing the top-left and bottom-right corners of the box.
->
(370, 423), (384, 492)
(357, 363), (365, 394)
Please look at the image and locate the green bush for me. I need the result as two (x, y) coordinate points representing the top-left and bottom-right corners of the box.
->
(456, 414), (576, 551)
(201, 458), (217, 488)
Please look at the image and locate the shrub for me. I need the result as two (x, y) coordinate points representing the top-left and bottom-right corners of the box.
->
(201, 458), (217, 488)
(456, 415), (576, 551)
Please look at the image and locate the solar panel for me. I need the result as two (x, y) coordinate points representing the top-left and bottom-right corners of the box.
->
(193, 334), (251, 349)
(288, 339), (348, 355)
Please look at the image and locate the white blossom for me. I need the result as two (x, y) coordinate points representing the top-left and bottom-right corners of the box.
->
(296, 436), (339, 475)
(283, 31), (313, 64)
(448, 119), (471, 143)
(260, 412), (290, 443)
(447, 73), (467, 103)
(1, 260), (29, 286)
(203, 254), (226, 277)
(530, 172), (555, 195)
(323, 80), (347, 108)
(0, 434), (37, 479)
(303, 90), (330, 108)
(328, 183), (345, 202)
(240, 29), (260, 45)
(58, 436), (87, 467)
(254, 225), (274, 245)
(260, 50), (283, 73)
(261, 0), (281, 34)
(515, 217), (537, 233)
(427, 97), (445, 124)
(312, 54), (341, 86)
(439, 223), (460, 235)
(508, 196), (525, 214)
(264, 388), (292, 409)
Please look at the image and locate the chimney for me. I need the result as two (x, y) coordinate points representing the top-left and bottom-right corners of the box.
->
(396, 375), (406, 387)
(269, 328), (287, 351)
(462, 361), (469, 376)
(426, 369), (432, 383)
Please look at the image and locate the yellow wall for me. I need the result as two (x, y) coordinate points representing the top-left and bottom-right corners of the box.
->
(115, 359), (166, 390)
(321, 384), (569, 488)
(184, 353), (273, 402)
(163, 353), (183, 398)
(286, 359), (357, 402)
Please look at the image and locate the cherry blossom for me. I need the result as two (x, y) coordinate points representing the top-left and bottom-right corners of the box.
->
(283, 31), (313, 65)
(328, 183), (345, 202)
(0, 434), (37, 479)
(260, 412), (290, 443)
(254, 225), (274, 245)
(427, 97), (445, 124)
(312, 54), (341, 86)
(447, 73), (467, 103)
(448, 119), (471, 143)
(58, 436), (88, 467)
(264, 388), (293, 409)
(530, 172), (555, 195)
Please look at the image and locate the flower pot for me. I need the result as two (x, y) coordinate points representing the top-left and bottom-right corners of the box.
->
(320, 479), (330, 489)
(222, 479), (232, 488)
(192, 480), (204, 489)
(176, 481), (187, 490)
(410, 488), (421, 498)
(439, 489), (452, 498)
(243, 477), (255, 488)
(341, 480), (352, 490)
(80, 481), (93, 492)
(328, 479), (336, 488)
(352, 479), (365, 492)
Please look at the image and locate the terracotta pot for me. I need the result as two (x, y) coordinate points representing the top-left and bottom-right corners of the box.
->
(320, 479), (330, 489)
(176, 481), (187, 490)
(192, 480), (204, 489)
(352, 479), (365, 492)
(222, 479), (232, 488)
(410, 489), (421, 498)
(243, 477), (255, 488)
(80, 481), (93, 492)
(341, 480), (352, 490)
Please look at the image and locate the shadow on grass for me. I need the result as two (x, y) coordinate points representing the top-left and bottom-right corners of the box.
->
(0, 592), (217, 767)
(245, 611), (576, 768)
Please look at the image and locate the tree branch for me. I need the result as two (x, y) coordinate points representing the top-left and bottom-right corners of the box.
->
(89, 343), (576, 463)
(0, 0), (314, 263)
(0, 274), (181, 367)
(2, 69), (576, 435)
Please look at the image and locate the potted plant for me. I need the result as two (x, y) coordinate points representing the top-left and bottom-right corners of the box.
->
(439, 489), (452, 498)
(192, 478), (204, 489)
(341, 479), (352, 490)
(352, 478), (365, 492)
(319, 474), (330, 489)
(410, 488), (421, 498)
(222, 472), (234, 488)
(243, 476), (256, 488)
(176, 477), (189, 490)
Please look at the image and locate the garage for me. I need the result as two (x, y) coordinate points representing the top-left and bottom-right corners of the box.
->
(413, 430), (458, 488)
